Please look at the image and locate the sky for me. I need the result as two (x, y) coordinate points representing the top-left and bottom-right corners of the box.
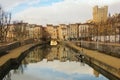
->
(10, 59), (108, 80)
(0, 0), (120, 25)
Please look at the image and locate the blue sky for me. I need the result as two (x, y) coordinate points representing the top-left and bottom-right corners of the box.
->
(0, 0), (120, 25)
(11, 0), (64, 15)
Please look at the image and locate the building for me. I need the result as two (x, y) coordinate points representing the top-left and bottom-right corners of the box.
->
(68, 23), (79, 40)
(58, 24), (68, 41)
(7, 24), (16, 42)
(28, 24), (35, 39)
(46, 24), (58, 39)
(93, 5), (108, 23)
(79, 23), (95, 41)
(33, 25), (43, 41)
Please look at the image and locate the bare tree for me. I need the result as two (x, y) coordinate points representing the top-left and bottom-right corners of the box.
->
(0, 6), (11, 42)
(13, 21), (28, 41)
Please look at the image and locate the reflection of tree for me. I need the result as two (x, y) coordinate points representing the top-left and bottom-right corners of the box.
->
(13, 65), (24, 74)
(22, 58), (28, 68)
(45, 45), (78, 62)
(2, 72), (11, 80)
(22, 46), (48, 64)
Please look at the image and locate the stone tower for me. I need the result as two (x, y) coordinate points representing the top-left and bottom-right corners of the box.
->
(93, 5), (108, 23)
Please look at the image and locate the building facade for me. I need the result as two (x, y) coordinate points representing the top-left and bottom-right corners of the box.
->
(58, 24), (68, 41)
(46, 24), (58, 39)
(79, 23), (95, 41)
(68, 24), (79, 40)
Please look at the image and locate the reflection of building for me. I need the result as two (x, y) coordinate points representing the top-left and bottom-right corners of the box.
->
(93, 69), (99, 77)
(59, 46), (68, 62)
(93, 5), (108, 23)
(46, 45), (78, 62)
(24, 47), (43, 63)
(46, 46), (58, 61)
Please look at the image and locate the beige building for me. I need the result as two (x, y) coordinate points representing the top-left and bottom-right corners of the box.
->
(28, 24), (35, 39)
(46, 24), (58, 39)
(7, 23), (29, 41)
(68, 23), (79, 40)
(27, 24), (43, 41)
(57, 24), (68, 40)
(93, 5), (108, 23)
(7, 24), (16, 42)
(79, 23), (94, 40)
(33, 25), (43, 40)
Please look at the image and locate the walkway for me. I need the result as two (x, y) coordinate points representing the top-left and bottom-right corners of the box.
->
(0, 43), (36, 66)
(66, 41), (120, 69)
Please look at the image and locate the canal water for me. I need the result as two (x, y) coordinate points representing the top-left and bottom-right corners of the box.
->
(3, 45), (108, 80)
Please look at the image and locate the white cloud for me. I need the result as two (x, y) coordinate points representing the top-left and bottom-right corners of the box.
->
(29, 59), (93, 75)
(13, 0), (92, 25)
(7, 0), (120, 25)
(0, 0), (27, 10)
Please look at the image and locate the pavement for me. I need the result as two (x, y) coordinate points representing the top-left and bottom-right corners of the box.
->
(0, 43), (35, 66)
(66, 41), (120, 69)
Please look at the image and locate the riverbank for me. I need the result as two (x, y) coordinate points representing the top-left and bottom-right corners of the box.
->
(0, 41), (46, 79)
(65, 41), (120, 80)
(72, 41), (120, 58)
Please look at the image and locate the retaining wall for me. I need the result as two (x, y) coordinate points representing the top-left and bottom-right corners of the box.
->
(77, 41), (120, 58)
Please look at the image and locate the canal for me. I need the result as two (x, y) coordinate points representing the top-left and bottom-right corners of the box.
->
(3, 44), (109, 80)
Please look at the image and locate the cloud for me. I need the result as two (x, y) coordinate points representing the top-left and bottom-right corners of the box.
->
(9, 59), (107, 80)
(0, 0), (27, 10)
(2, 0), (119, 25)
(13, 0), (92, 25)
(27, 59), (93, 75)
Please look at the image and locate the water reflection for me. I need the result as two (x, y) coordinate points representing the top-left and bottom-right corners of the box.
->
(3, 45), (108, 80)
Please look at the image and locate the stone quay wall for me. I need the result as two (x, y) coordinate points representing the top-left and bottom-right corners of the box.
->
(0, 39), (34, 57)
(0, 41), (21, 57)
(76, 41), (120, 58)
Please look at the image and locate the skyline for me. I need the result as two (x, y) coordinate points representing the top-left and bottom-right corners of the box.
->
(0, 0), (120, 25)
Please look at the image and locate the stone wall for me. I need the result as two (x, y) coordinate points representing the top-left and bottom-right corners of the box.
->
(77, 41), (120, 58)
(20, 38), (34, 45)
(0, 39), (34, 57)
(0, 41), (21, 56)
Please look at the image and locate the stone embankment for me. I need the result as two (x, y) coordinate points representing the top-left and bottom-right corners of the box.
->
(0, 39), (34, 57)
(74, 41), (120, 58)
(65, 41), (120, 80)
(0, 41), (20, 57)
(0, 40), (46, 79)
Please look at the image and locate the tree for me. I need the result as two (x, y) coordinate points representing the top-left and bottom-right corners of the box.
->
(13, 21), (28, 41)
(0, 6), (11, 42)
